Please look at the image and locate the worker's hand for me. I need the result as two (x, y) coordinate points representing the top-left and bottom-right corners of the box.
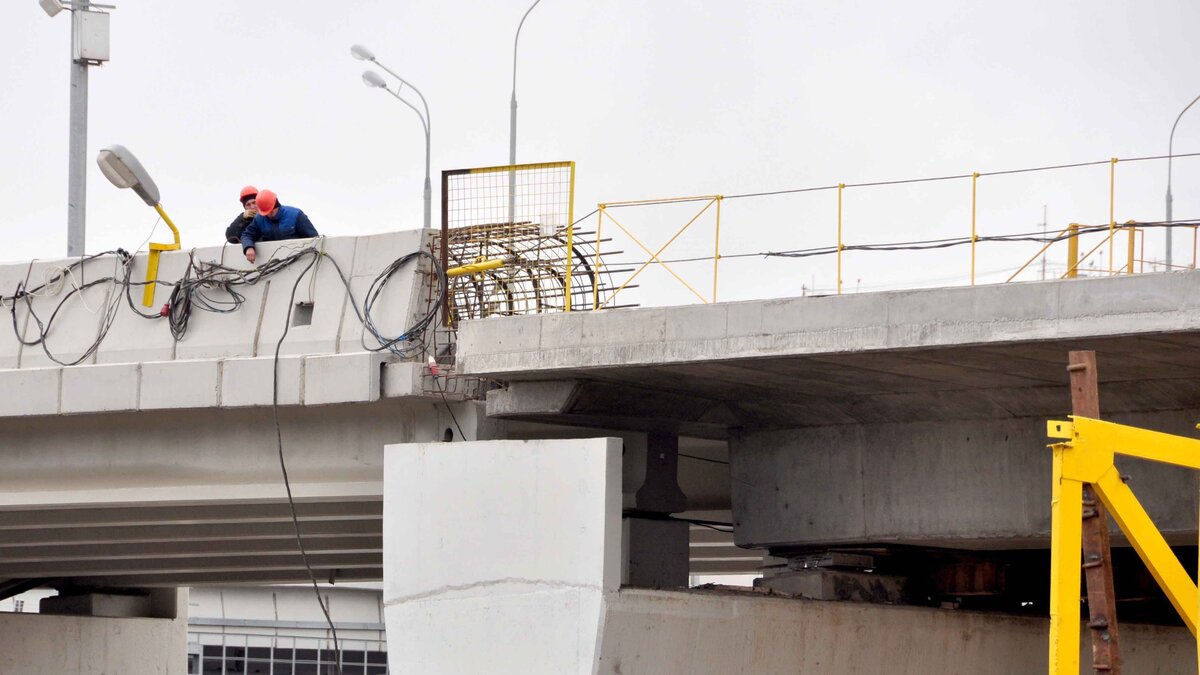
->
(245, 248), (257, 264)
(243, 207), (256, 219)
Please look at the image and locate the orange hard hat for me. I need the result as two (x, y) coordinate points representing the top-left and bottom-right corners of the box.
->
(239, 185), (258, 204)
(256, 189), (278, 214)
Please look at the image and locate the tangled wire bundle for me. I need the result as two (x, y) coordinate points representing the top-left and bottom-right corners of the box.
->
(1, 240), (446, 365)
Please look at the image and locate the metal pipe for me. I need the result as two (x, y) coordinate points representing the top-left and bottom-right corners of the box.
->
(713, 195), (722, 302)
(1067, 224), (1080, 278)
(1108, 158), (1117, 275)
(1166, 93), (1200, 269)
(370, 61), (432, 231)
(508, 0), (543, 227)
(970, 172), (979, 286)
(1126, 222), (1136, 275)
(67, 0), (91, 256)
(594, 206), (604, 310)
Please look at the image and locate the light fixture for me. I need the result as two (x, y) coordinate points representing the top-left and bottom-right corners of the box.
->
(96, 145), (180, 307)
(97, 144), (160, 206)
(39, 0), (65, 18)
(350, 44), (375, 62)
(361, 71), (387, 89)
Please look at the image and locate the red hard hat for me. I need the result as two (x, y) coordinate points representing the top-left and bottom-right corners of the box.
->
(256, 189), (278, 214)
(239, 185), (258, 204)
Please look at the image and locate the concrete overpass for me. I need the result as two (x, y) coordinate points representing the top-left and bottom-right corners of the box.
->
(3, 228), (1198, 672)
(458, 271), (1200, 613)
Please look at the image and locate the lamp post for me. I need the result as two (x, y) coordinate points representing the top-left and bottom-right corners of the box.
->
(95, 144), (181, 307)
(351, 45), (431, 231)
(507, 0), (543, 226)
(41, 0), (116, 256)
(1166, 93), (1200, 270)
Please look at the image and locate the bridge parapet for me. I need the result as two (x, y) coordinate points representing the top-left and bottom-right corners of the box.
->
(0, 229), (437, 417)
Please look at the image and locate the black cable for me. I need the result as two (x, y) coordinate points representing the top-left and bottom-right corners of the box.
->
(431, 372), (466, 441)
(679, 453), (730, 466)
(268, 248), (344, 675)
(623, 509), (736, 532)
(606, 151), (1200, 207)
(601, 218), (1200, 266)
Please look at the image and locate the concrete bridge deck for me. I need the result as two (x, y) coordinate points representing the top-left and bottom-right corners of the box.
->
(458, 272), (1200, 554)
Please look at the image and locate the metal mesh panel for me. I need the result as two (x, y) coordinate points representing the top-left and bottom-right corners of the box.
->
(440, 161), (623, 321)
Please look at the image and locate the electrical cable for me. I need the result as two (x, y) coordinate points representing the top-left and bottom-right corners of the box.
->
(624, 509), (735, 532)
(431, 372), (466, 441)
(678, 453), (730, 466)
(265, 248), (345, 675)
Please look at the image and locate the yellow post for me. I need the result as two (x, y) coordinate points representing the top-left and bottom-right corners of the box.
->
(593, 205), (605, 311)
(143, 203), (182, 307)
(1048, 446), (1082, 675)
(1108, 157), (1117, 275)
(1193, 226), (1197, 270)
(837, 183), (845, 295)
(1126, 221), (1136, 275)
(971, 172), (979, 286)
(565, 162), (577, 312)
(713, 196), (722, 303)
(1066, 224), (1080, 279)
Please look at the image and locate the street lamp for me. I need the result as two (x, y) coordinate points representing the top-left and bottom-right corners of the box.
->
(96, 144), (181, 307)
(351, 44), (432, 231)
(509, 0), (543, 168)
(507, 0), (543, 227)
(1166, 93), (1200, 270)
(42, 0), (116, 257)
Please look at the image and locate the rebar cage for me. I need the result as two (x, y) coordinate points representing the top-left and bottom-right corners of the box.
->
(439, 161), (621, 322)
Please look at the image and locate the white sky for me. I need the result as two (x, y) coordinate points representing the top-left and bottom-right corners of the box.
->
(3, 0), (1200, 304)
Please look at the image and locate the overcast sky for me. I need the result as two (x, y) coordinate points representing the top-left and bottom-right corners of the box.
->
(3, 1), (1199, 303)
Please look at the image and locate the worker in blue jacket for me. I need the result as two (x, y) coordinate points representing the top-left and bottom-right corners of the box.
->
(240, 188), (319, 263)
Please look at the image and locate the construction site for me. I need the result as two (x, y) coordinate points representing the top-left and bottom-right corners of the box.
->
(5, 1), (1200, 674)
(0, 146), (1199, 673)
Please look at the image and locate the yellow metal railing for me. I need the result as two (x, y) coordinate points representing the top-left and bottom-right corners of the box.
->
(592, 195), (722, 310)
(581, 151), (1200, 307)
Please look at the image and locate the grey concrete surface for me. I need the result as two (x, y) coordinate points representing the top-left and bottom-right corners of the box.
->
(597, 587), (1195, 674)
(461, 272), (1200, 432)
(0, 611), (188, 675)
(458, 272), (1200, 549)
(732, 410), (1200, 550)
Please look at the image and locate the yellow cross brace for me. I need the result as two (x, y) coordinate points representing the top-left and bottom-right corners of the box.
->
(1046, 416), (1200, 674)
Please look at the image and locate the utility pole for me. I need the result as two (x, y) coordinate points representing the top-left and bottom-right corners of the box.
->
(67, 0), (92, 257)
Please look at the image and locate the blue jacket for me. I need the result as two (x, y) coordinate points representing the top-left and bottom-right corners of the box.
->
(240, 204), (318, 251)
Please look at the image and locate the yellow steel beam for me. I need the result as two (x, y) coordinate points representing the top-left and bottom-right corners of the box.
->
(1069, 416), (1200, 471)
(1094, 466), (1198, 636)
(1048, 445), (1082, 675)
(1047, 414), (1200, 675)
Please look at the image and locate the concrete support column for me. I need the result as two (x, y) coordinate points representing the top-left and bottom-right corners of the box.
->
(625, 431), (689, 588)
(1, 588), (188, 674)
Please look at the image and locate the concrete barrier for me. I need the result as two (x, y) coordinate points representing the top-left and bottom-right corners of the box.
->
(383, 438), (622, 674)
